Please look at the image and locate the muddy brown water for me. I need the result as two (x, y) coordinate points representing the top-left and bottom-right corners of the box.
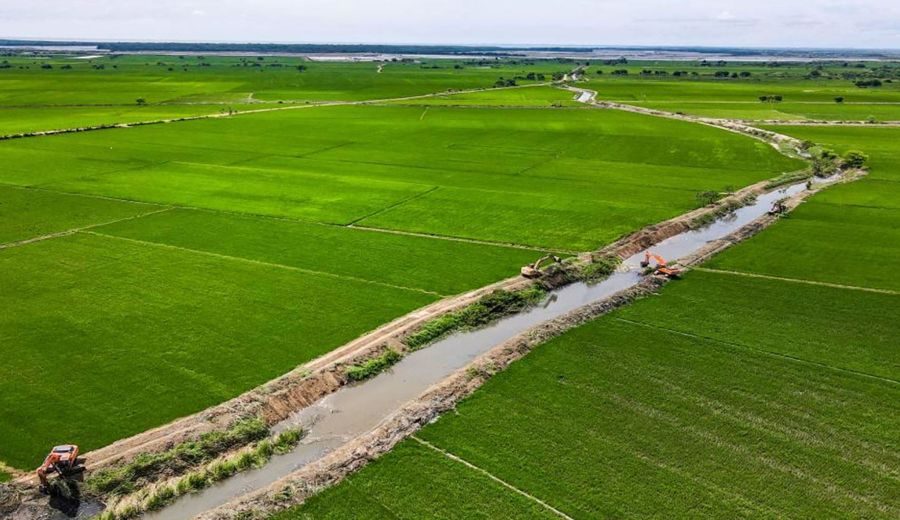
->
(128, 180), (820, 519)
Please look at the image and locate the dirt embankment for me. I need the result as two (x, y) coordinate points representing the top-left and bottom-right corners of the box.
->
(563, 86), (807, 157)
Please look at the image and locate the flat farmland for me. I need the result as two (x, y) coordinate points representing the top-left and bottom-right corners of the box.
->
(280, 312), (899, 519)
(0, 90), (801, 470)
(0, 185), (160, 244)
(384, 85), (581, 107)
(0, 105), (246, 136)
(584, 62), (900, 121)
(275, 120), (900, 519)
(709, 126), (900, 290)
(276, 442), (558, 520)
(0, 56), (570, 132)
(0, 104), (801, 251)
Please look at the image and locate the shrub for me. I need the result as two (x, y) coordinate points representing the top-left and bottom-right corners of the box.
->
(581, 255), (622, 282)
(144, 485), (175, 511)
(405, 287), (545, 349)
(346, 349), (402, 382)
(695, 190), (721, 207)
(843, 150), (868, 169)
(811, 148), (840, 177)
(86, 417), (267, 496)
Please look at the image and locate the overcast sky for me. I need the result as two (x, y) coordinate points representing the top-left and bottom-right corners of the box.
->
(1, 0), (898, 49)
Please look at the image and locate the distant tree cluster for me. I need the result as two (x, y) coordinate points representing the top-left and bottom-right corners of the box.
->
(855, 79), (883, 88)
(758, 95), (783, 103)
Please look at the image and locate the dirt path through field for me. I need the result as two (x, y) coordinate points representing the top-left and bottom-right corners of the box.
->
(692, 267), (900, 295)
(564, 85), (807, 155)
(411, 436), (574, 520)
(0, 206), (173, 250)
(0, 83), (555, 141)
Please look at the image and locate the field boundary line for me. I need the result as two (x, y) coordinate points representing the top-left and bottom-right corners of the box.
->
(0, 206), (173, 250)
(346, 185), (440, 226)
(1, 181), (557, 253)
(613, 317), (900, 386)
(81, 230), (444, 298)
(0, 82), (555, 140)
(411, 436), (574, 520)
(693, 267), (900, 296)
(347, 224), (565, 253)
(0, 181), (164, 206)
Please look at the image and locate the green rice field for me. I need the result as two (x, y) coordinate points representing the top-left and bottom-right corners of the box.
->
(2, 56), (896, 520)
(274, 93), (900, 519)
(0, 58), (804, 471)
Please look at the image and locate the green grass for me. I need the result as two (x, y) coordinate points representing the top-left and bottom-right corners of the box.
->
(0, 471), (10, 483)
(384, 85), (580, 107)
(276, 121), (900, 518)
(94, 208), (540, 296)
(0, 56), (566, 105)
(405, 287), (546, 349)
(0, 105), (248, 135)
(280, 314), (899, 518)
(0, 232), (434, 469)
(346, 349), (402, 382)
(0, 185), (160, 244)
(272, 441), (558, 520)
(87, 417), (269, 496)
(709, 126), (900, 291)
(0, 60), (825, 480)
(586, 71), (900, 121)
(0, 104), (800, 251)
(707, 202), (900, 292)
(616, 270), (899, 380)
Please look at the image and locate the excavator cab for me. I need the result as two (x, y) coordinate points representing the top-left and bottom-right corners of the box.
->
(768, 198), (789, 216)
(521, 255), (562, 279)
(37, 444), (83, 494)
(640, 252), (683, 279)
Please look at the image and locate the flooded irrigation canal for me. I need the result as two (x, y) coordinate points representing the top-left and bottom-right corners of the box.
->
(138, 180), (817, 519)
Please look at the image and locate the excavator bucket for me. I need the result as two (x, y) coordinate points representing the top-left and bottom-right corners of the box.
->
(37, 445), (84, 494)
(520, 255), (562, 279)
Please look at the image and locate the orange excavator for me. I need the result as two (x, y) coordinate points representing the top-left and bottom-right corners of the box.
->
(37, 444), (83, 493)
(640, 252), (683, 278)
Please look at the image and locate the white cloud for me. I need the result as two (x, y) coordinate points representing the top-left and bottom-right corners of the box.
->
(0, 0), (897, 49)
(716, 11), (736, 21)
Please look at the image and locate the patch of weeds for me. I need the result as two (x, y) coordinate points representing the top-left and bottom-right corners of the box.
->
(690, 195), (758, 230)
(175, 470), (209, 494)
(581, 255), (622, 283)
(86, 417), (268, 497)
(695, 190), (722, 207)
(765, 170), (812, 189)
(346, 349), (402, 382)
(144, 485), (175, 511)
(103, 427), (303, 519)
(405, 286), (546, 350)
(210, 459), (238, 481)
(273, 429), (303, 454)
